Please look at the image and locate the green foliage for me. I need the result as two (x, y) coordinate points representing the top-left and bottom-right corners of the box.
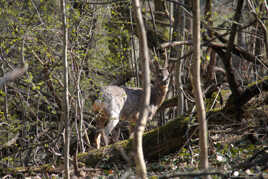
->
(0, 0), (268, 178)
(0, 0), (137, 171)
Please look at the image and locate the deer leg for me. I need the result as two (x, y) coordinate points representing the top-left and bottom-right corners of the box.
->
(111, 126), (121, 143)
(95, 109), (120, 148)
(104, 118), (119, 136)
(95, 131), (102, 149)
(103, 109), (120, 145)
(101, 118), (119, 146)
(95, 117), (106, 149)
(127, 122), (136, 139)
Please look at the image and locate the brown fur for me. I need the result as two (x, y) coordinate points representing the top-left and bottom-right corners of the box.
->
(93, 67), (170, 149)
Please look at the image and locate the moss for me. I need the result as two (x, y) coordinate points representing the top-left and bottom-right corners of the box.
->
(205, 89), (231, 110)
(79, 116), (192, 167)
(247, 75), (268, 87)
(1, 163), (55, 175)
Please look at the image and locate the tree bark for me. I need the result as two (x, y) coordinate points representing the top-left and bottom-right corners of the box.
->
(192, 0), (209, 177)
(60, 0), (70, 178)
(133, 0), (151, 178)
(172, 0), (185, 116)
(204, 0), (216, 83)
(222, 0), (244, 107)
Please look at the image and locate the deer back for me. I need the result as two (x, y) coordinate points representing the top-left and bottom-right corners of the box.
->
(93, 85), (144, 121)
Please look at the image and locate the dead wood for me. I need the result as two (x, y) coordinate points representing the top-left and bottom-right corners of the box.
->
(208, 42), (268, 68)
(232, 77), (268, 108)
(78, 117), (193, 167)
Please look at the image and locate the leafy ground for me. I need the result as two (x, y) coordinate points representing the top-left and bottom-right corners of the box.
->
(3, 94), (268, 179)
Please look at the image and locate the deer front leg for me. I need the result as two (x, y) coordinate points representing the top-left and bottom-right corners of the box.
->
(95, 117), (106, 149)
(95, 118), (119, 149)
(127, 121), (136, 139)
(104, 118), (120, 136)
(95, 131), (102, 149)
(102, 118), (119, 146)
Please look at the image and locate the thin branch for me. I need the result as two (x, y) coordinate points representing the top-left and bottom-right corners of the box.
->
(159, 170), (227, 179)
(247, 0), (268, 63)
(70, 0), (128, 5)
(160, 40), (192, 49)
(208, 42), (268, 68)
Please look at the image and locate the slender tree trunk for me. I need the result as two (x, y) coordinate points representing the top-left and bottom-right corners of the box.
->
(204, 0), (216, 83)
(192, 0), (209, 177)
(60, 0), (70, 178)
(223, 0), (244, 99)
(172, 1), (185, 116)
(133, 0), (151, 178)
(1, 65), (8, 121)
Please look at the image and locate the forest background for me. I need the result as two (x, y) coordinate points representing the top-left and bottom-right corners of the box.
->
(0, 0), (268, 178)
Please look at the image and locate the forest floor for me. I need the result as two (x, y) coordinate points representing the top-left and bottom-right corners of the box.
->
(85, 106), (268, 179)
(2, 93), (268, 178)
(82, 92), (268, 178)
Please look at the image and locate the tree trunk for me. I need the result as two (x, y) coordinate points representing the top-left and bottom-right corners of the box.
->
(133, 0), (151, 178)
(60, 0), (70, 178)
(204, 0), (216, 83)
(222, 0), (244, 107)
(192, 0), (209, 178)
(172, 0), (185, 116)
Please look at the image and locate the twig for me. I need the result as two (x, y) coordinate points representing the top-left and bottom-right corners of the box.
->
(159, 170), (227, 179)
(160, 40), (192, 49)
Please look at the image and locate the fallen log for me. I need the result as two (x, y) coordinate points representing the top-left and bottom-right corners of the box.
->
(79, 116), (195, 167)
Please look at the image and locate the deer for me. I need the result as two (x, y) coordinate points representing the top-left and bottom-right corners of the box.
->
(92, 58), (170, 149)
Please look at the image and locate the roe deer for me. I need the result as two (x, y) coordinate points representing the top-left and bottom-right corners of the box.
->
(92, 60), (170, 149)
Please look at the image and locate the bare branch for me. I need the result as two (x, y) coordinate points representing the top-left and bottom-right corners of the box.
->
(160, 40), (192, 49)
